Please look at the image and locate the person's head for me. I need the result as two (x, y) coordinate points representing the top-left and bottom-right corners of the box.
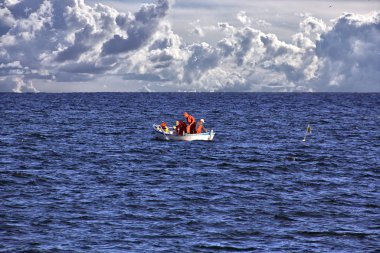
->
(176, 121), (179, 126)
(200, 119), (205, 123)
(184, 112), (188, 118)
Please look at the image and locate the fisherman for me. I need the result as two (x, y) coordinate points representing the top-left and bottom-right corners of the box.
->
(175, 120), (187, 136)
(160, 122), (169, 133)
(196, 118), (207, 134)
(184, 112), (196, 134)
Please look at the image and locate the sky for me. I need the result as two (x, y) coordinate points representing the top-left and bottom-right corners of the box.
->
(0, 0), (379, 92)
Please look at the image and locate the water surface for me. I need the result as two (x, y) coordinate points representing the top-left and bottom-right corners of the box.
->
(1, 93), (379, 252)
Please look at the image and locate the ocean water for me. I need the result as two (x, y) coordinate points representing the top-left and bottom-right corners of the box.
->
(0, 93), (379, 252)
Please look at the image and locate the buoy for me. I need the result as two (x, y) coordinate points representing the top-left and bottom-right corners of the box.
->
(303, 123), (312, 142)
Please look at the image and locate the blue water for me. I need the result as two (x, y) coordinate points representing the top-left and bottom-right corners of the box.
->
(1, 93), (379, 252)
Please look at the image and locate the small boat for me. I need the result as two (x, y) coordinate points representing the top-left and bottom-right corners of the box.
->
(153, 124), (215, 141)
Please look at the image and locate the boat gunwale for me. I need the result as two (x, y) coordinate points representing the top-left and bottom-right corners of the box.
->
(152, 124), (215, 141)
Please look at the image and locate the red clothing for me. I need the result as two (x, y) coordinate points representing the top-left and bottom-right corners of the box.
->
(185, 114), (196, 134)
(176, 121), (187, 136)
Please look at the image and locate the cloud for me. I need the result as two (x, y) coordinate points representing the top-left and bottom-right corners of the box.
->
(237, 11), (251, 26)
(172, 11), (379, 91)
(0, 5), (15, 36)
(189, 19), (204, 37)
(0, 0), (379, 92)
(6, 0), (44, 19)
(0, 76), (38, 92)
(0, 0), (172, 82)
(314, 12), (380, 91)
(101, 0), (170, 55)
(237, 11), (271, 29)
(182, 42), (220, 84)
(161, 10), (378, 92)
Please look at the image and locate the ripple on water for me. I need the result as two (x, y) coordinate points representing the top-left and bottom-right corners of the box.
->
(0, 93), (379, 252)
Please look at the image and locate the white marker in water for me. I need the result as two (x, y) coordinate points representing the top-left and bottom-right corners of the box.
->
(303, 124), (312, 142)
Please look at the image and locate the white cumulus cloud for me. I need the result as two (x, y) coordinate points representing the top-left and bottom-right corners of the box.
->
(0, 0), (379, 92)
(0, 76), (38, 92)
(314, 12), (380, 91)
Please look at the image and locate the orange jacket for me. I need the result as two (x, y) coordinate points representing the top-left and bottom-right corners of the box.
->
(186, 115), (195, 125)
(196, 121), (206, 134)
(184, 113), (196, 134)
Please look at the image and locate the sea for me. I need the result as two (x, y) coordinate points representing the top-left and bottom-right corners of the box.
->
(0, 93), (379, 252)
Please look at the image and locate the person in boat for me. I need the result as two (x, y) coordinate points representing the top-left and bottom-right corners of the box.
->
(160, 122), (169, 133)
(174, 120), (187, 136)
(184, 112), (196, 134)
(196, 118), (208, 134)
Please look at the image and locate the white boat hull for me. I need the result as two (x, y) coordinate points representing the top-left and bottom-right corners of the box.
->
(153, 124), (215, 141)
